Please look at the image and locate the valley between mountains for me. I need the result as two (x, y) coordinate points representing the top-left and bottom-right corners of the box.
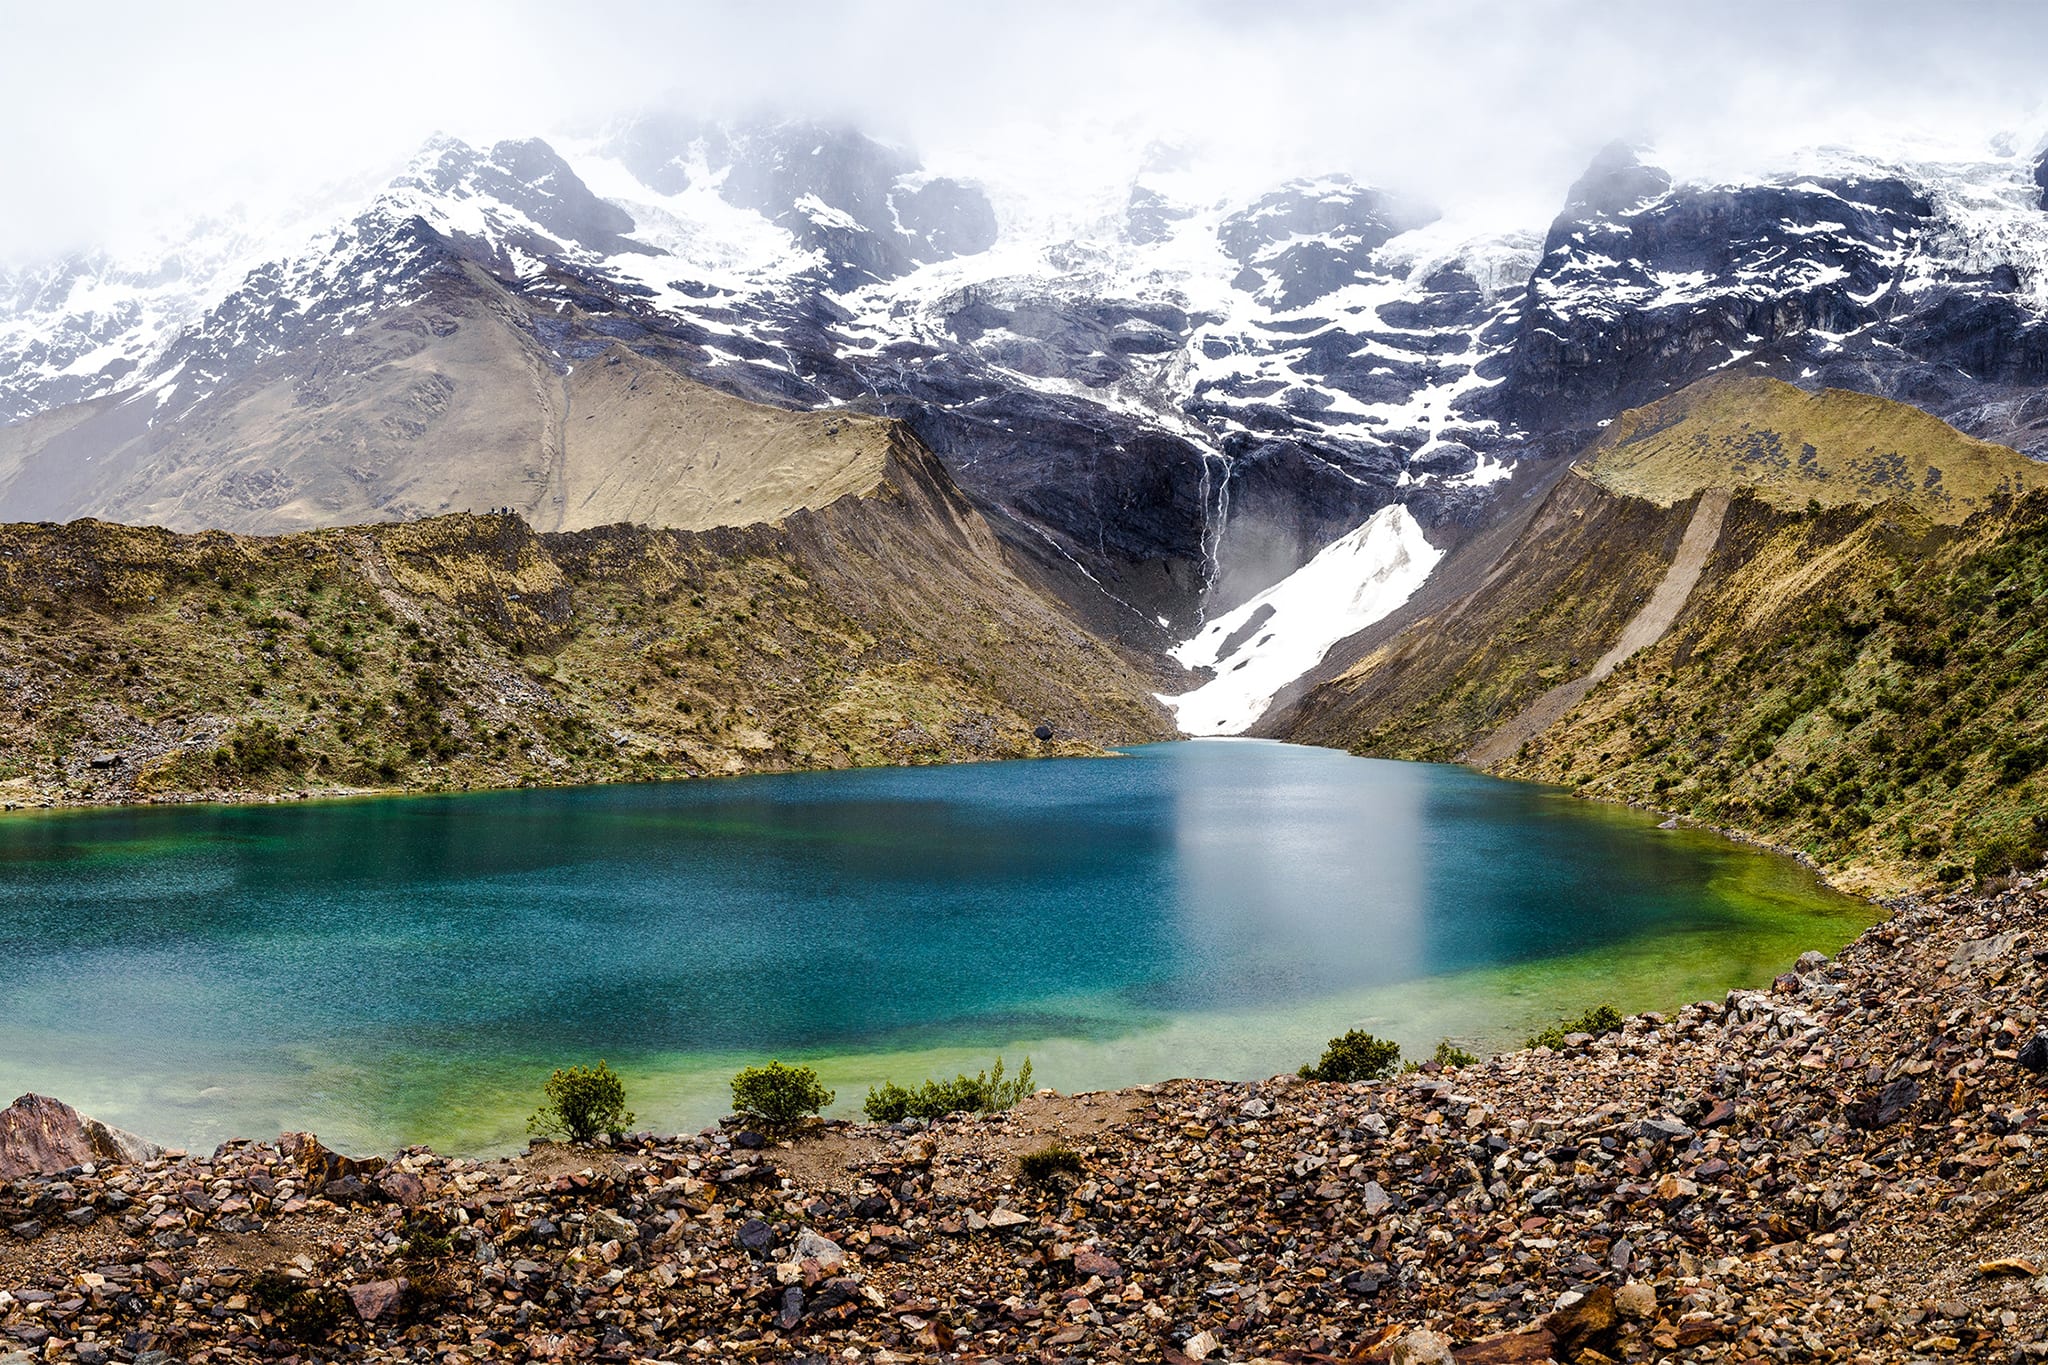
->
(10, 97), (2048, 1365)
(4, 360), (2043, 902)
(5, 118), (2048, 900)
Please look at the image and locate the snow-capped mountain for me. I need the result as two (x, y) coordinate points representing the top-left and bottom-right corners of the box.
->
(2, 117), (2046, 733)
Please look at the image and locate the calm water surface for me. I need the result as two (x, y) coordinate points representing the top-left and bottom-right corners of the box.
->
(0, 741), (1873, 1153)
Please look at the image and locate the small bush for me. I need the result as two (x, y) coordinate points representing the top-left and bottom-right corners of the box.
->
(528, 1060), (634, 1143)
(1018, 1143), (1084, 1185)
(1526, 1003), (1626, 1051)
(1972, 826), (2048, 879)
(731, 1060), (834, 1127)
(1432, 1039), (1480, 1068)
(1299, 1030), (1402, 1083)
(864, 1056), (1035, 1123)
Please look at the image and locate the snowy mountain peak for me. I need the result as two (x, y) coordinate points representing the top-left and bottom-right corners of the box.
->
(1562, 141), (1674, 218)
(6, 113), (2048, 741)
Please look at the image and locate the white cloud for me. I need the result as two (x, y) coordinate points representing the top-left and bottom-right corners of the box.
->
(3, 0), (2045, 261)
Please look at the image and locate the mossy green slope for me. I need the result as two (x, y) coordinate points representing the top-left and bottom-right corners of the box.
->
(1278, 375), (2048, 895)
(0, 431), (1178, 807)
(1584, 373), (2045, 521)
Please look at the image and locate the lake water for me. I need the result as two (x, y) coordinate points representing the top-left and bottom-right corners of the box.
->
(0, 740), (1873, 1155)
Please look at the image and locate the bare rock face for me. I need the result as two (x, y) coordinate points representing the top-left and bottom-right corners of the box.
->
(0, 1093), (162, 1180)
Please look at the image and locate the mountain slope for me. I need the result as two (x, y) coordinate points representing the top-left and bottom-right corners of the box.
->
(1582, 374), (2045, 519)
(1270, 375), (2048, 892)
(0, 420), (1178, 808)
(0, 266), (906, 536)
(3, 121), (2047, 682)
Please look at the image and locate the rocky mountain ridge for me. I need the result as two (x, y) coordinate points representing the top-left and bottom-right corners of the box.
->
(3, 118), (2046, 719)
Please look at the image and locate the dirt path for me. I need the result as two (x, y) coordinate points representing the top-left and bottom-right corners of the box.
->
(1467, 488), (1730, 766)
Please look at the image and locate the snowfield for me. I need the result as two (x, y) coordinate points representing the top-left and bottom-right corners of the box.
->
(1165, 504), (1442, 735)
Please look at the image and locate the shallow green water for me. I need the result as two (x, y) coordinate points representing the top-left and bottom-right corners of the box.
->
(0, 740), (1874, 1155)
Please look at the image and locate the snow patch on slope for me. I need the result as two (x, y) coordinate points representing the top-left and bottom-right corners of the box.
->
(1164, 504), (1441, 735)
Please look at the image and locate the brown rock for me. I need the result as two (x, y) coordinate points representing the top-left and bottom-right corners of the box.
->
(1073, 1245), (1124, 1282)
(0, 1094), (161, 1180)
(1977, 1257), (2041, 1278)
(1547, 1285), (1617, 1352)
(1390, 1328), (1455, 1364)
(346, 1277), (408, 1323)
(279, 1130), (385, 1190)
(378, 1168), (426, 1207)
(1455, 1326), (1561, 1362)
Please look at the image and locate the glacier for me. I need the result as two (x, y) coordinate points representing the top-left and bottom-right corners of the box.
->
(1164, 504), (1442, 735)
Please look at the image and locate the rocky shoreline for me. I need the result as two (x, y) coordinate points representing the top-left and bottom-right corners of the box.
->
(10, 876), (2048, 1363)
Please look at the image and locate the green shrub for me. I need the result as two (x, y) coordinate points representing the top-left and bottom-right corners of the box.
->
(863, 1056), (1034, 1123)
(528, 1060), (634, 1143)
(1017, 1143), (1084, 1185)
(1432, 1039), (1480, 1068)
(1299, 1029), (1402, 1083)
(1972, 825), (2048, 878)
(730, 1060), (834, 1127)
(211, 721), (303, 779)
(1526, 1003), (1626, 1051)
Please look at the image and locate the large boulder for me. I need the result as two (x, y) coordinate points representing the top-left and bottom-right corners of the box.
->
(0, 1093), (162, 1180)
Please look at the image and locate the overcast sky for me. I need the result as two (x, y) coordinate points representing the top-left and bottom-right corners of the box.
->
(4, 0), (2046, 260)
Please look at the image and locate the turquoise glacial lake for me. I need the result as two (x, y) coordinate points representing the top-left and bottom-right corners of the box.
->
(0, 740), (1873, 1155)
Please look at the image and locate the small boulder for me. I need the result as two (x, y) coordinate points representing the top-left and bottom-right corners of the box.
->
(1389, 1328), (1455, 1365)
(346, 1277), (407, 1323)
(736, 1218), (774, 1256)
(1950, 932), (2022, 970)
(586, 1208), (635, 1245)
(1634, 1115), (1695, 1144)
(792, 1229), (845, 1274)
(1615, 1280), (1657, 1320)
(1073, 1245), (1123, 1282)
(377, 1169), (426, 1207)
(1847, 1075), (1921, 1130)
(279, 1131), (384, 1191)
(0, 1094), (161, 1181)
(1549, 1284), (1619, 1351)
(2017, 1033), (2048, 1074)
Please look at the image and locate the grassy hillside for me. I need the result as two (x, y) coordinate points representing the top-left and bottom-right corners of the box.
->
(1506, 491), (2048, 894)
(1585, 373), (2045, 520)
(1275, 473), (1695, 762)
(1277, 375), (2048, 895)
(0, 429), (1177, 808)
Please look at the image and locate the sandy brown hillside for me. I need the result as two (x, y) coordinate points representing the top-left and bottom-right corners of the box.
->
(0, 425), (1180, 808)
(0, 267), (899, 538)
(1271, 375), (2048, 894)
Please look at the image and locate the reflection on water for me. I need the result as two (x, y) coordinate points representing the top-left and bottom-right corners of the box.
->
(0, 741), (1873, 1154)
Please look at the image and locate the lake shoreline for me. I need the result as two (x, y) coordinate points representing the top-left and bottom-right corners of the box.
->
(1, 731), (1895, 906)
(1, 742), (1875, 1158)
(0, 739), (1124, 818)
(12, 875), (2048, 1359)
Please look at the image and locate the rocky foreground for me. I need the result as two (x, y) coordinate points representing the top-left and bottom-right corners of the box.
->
(10, 880), (2048, 1364)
